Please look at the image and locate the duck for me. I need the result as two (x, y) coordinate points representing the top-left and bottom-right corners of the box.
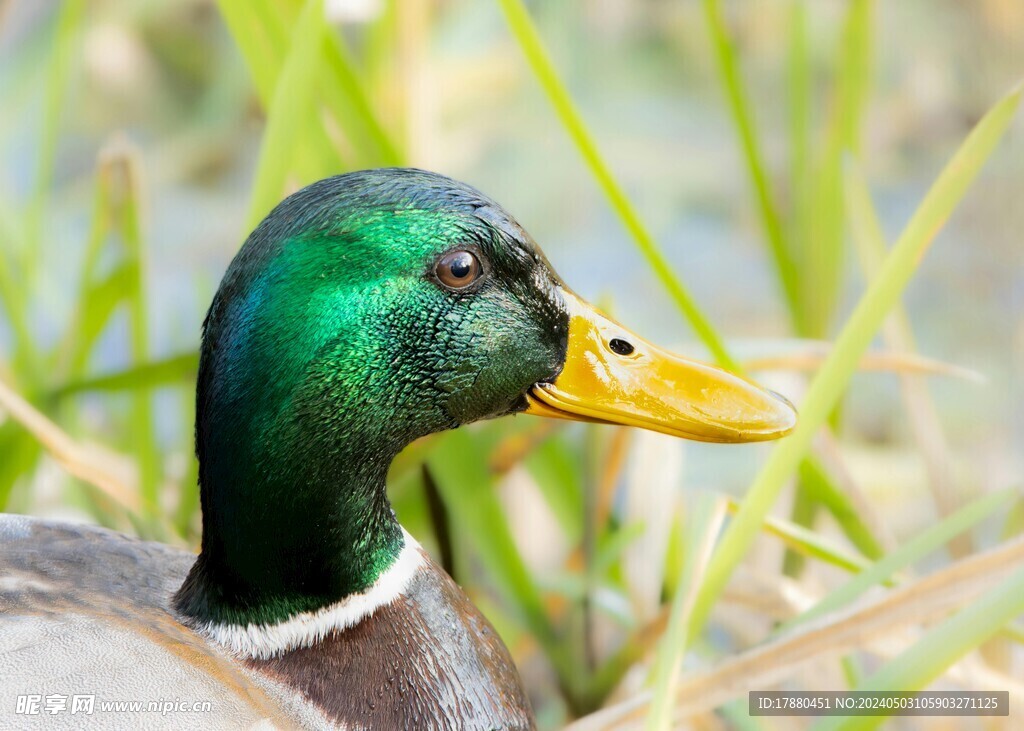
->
(0, 168), (796, 730)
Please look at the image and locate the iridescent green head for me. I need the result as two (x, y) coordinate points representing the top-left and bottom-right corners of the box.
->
(176, 168), (796, 626)
(179, 170), (571, 623)
(199, 170), (570, 446)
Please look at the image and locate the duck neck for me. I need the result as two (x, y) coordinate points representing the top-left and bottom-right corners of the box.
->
(175, 436), (408, 629)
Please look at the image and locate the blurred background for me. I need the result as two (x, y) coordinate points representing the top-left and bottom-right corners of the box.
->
(1, 1), (1022, 729)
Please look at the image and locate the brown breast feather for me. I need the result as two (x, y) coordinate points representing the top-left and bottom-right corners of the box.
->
(246, 551), (536, 730)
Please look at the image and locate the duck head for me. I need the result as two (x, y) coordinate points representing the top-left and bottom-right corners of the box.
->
(179, 169), (795, 627)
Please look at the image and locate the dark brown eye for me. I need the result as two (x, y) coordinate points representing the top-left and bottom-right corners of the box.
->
(435, 250), (483, 290)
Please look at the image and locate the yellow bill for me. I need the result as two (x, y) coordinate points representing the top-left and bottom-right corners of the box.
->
(525, 291), (797, 443)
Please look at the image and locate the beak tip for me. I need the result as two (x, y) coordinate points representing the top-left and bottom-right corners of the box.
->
(766, 391), (799, 437)
(767, 389), (796, 411)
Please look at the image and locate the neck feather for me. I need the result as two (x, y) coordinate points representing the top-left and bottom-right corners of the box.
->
(174, 453), (406, 627)
(180, 528), (426, 659)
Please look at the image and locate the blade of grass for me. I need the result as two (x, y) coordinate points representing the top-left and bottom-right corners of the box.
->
(580, 425), (601, 674)
(803, 0), (873, 337)
(51, 352), (199, 397)
(1003, 494), (1024, 539)
(781, 12), (811, 566)
(0, 376), (139, 512)
(1004, 622), (1024, 645)
(595, 427), (630, 529)
(779, 487), (1017, 635)
(175, 447), (200, 542)
(744, 344), (983, 381)
(217, 0), (399, 173)
(59, 262), (137, 378)
(720, 699), (769, 731)
(421, 464), (456, 579)
(568, 537), (1024, 731)
(781, 479), (817, 576)
(831, 1), (873, 161)
(54, 160), (117, 378)
(215, 0), (278, 102)
(489, 420), (557, 475)
(364, 0), (402, 134)
(840, 655), (864, 689)
(0, 211), (39, 376)
(802, 443), (888, 560)
(687, 83), (1022, 643)
(497, 0), (735, 369)
(581, 592), (670, 714)
(250, 0), (348, 176)
(33, 144), (163, 528)
(724, 497), (871, 575)
(24, 0), (85, 277)
(620, 430), (684, 624)
(249, 0), (287, 51)
(244, 0), (327, 229)
(787, 1), (810, 258)
(810, 564), (1024, 731)
(100, 143), (162, 517)
(217, 0), (344, 181)
(591, 521), (646, 581)
(525, 434), (584, 543)
(703, 0), (800, 329)
(321, 33), (404, 167)
(645, 493), (726, 731)
(0, 426), (41, 510)
(257, 0), (402, 167)
(845, 157), (970, 555)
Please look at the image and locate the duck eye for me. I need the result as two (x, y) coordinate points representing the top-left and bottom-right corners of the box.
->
(435, 250), (483, 290)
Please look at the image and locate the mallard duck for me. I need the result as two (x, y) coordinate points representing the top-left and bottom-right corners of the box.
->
(0, 169), (795, 730)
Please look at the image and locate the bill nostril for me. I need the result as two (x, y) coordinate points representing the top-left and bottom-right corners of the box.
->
(608, 338), (634, 356)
